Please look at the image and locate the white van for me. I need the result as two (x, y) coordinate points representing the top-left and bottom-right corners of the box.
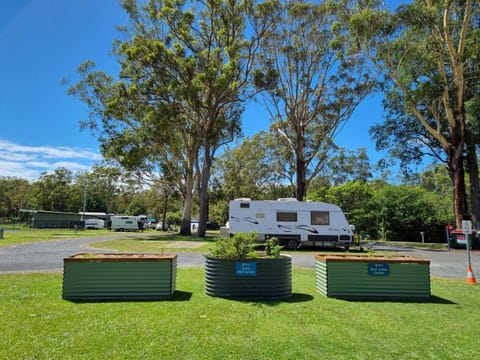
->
(84, 219), (105, 229)
(191, 219), (199, 233)
(111, 215), (145, 231)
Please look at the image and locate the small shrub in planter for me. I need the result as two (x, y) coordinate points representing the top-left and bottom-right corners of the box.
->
(205, 233), (292, 299)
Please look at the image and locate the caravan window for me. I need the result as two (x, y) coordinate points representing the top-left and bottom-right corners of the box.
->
(277, 212), (297, 222)
(311, 211), (329, 225)
(240, 203), (250, 208)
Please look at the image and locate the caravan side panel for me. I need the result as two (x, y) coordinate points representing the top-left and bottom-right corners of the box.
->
(111, 216), (140, 231)
(229, 199), (353, 246)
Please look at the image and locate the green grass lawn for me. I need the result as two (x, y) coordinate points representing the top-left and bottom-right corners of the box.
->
(0, 229), (116, 249)
(89, 233), (216, 253)
(374, 240), (449, 251)
(1, 229), (449, 254)
(1, 269), (479, 359)
(0, 229), (217, 251)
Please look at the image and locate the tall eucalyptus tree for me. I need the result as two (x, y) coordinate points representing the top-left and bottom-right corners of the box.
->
(254, 0), (373, 200)
(347, 0), (479, 227)
(67, 0), (278, 235)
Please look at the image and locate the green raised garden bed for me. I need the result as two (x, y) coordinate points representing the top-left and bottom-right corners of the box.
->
(62, 253), (177, 301)
(205, 255), (292, 299)
(315, 254), (430, 300)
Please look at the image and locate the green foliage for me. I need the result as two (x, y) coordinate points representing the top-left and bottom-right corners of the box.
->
(0, 160), (457, 244)
(125, 197), (148, 217)
(67, 0), (281, 236)
(345, 0), (479, 225)
(372, 185), (433, 240)
(210, 232), (257, 259)
(73, 166), (124, 214)
(31, 168), (78, 212)
(311, 147), (372, 186)
(309, 180), (377, 238)
(308, 177), (454, 241)
(212, 132), (293, 200)
(207, 196), (229, 226)
(0, 177), (32, 219)
(209, 233), (283, 259)
(264, 237), (282, 258)
(254, 0), (375, 200)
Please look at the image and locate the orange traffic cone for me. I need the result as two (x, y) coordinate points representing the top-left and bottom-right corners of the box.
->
(467, 266), (477, 284)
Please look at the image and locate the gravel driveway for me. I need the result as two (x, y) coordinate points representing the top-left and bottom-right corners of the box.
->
(1, 236), (479, 279)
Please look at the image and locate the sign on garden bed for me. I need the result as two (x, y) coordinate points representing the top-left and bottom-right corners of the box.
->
(315, 254), (430, 300)
(205, 256), (292, 299)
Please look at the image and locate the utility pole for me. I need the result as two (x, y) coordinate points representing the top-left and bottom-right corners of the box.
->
(81, 182), (87, 221)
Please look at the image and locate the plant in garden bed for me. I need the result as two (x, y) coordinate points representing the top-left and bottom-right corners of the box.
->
(205, 232), (291, 299)
(264, 237), (283, 258)
(209, 232), (283, 259)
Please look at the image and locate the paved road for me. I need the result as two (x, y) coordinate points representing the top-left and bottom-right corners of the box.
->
(1, 236), (479, 279)
(369, 244), (480, 279)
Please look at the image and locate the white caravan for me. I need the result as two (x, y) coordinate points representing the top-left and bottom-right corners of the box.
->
(228, 198), (355, 249)
(84, 219), (105, 229)
(111, 215), (146, 231)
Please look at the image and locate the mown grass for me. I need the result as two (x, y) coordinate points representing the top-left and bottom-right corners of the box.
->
(1, 229), (450, 254)
(88, 238), (447, 255)
(1, 269), (480, 359)
(89, 233), (217, 253)
(0, 229), (218, 251)
(375, 240), (449, 251)
(0, 229), (115, 249)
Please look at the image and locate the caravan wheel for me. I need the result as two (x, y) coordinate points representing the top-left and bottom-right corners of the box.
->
(287, 239), (300, 250)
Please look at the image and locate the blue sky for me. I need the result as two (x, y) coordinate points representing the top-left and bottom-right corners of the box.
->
(0, 0), (390, 181)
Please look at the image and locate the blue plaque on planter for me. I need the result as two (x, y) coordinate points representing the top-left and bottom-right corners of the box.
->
(235, 262), (256, 276)
(368, 263), (389, 276)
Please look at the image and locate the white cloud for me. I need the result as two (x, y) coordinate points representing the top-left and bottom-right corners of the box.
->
(0, 139), (103, 180)
(49, 161), (92, 172)
(0, 150), (35, 162)
(0, 160), (42, 179)
(0, 140), (102, 161)
(24, 161), (52, 169)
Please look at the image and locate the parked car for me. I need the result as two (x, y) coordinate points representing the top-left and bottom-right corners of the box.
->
(206, 221), (220, 230)
(146, 218), (158, 230)
(155, 222), (170, 231)
(191, 220), (220, 231)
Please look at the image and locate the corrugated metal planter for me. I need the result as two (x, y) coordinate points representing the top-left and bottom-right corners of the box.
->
(62, 253), (177, 301)
(316, 254), (430, 300)
(205, 255), (292, 299)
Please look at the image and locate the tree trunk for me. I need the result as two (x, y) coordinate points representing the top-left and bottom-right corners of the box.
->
(448, 131), (467, 229)
(466, 138), (480, 229)
(295, 157), (307, 201)
(451, 162), (466, 229)
(197, 178), (208, 238)
(161, 192), (169, 231)
(179, 170), (195, 235)
(197, 148), (213, 238)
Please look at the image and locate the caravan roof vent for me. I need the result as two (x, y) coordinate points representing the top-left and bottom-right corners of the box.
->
(277, 198), (298, 201)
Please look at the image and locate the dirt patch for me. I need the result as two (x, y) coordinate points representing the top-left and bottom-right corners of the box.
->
(65, 253), (177, 261)
(165, 241), (208, 249)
